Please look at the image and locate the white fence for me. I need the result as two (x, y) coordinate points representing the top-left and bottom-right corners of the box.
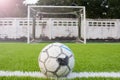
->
(0, 18), (120, 41)
(0, 18), (27, 39)
(86, 19), (120, 39)
(0, 18), (78, 40)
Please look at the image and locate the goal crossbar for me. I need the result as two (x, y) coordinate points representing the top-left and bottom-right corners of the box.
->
(28, 5), (85, 8)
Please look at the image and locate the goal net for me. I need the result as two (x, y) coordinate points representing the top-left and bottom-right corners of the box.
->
(27, 6), (86, 44)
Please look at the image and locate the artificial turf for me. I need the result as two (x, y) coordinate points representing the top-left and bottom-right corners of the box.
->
(0, 43), (120, 80)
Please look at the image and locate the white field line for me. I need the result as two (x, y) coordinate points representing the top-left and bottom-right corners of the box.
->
(0, 71), (120, 79)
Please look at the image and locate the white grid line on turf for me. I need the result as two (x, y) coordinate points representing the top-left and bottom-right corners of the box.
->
(1, 71), (120, 79)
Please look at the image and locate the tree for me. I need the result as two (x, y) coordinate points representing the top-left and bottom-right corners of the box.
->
(36, 0), (120, 19)
(108, 0), (120, 18)
(36, 0), (73, 6)
(77, 0), (120, 19)
(79, 0), (109, 18)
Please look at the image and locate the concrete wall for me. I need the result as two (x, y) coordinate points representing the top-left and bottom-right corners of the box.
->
(86, 19), (119, 39)
(0, 18), (120, 41)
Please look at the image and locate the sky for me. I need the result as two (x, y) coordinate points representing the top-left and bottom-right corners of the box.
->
(24, 0), (38, 4)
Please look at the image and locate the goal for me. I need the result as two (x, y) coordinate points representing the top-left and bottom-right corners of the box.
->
(27, 5), (86, 44)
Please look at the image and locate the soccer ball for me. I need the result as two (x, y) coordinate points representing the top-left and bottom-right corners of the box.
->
(38, 43), (75, 77)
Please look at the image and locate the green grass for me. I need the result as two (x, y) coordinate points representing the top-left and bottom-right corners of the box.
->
(0, 43), (48, 71)
(69, 43), (120, 72)
(0, 43), (120, 80)
(1, 77), (120, 80)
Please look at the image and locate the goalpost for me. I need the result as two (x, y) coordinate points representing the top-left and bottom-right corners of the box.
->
(27, 5), (86, 44)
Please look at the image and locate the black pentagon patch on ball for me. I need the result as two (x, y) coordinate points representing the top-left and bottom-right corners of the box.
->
(57, 56), (69, 66)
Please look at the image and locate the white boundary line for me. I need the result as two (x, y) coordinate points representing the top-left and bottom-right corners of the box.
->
(67, 72), (120, 79)
(0, 71), (45, 78)
(1, 71), (120, 79)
